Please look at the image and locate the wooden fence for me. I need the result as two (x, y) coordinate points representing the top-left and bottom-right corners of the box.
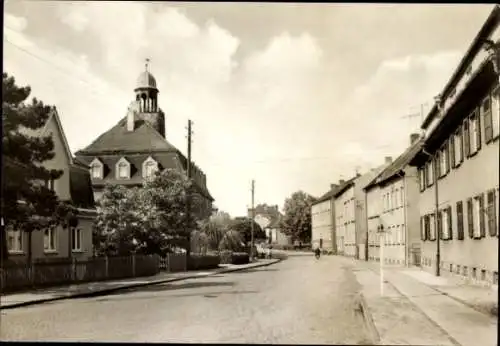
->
(0, 255), (159, 294)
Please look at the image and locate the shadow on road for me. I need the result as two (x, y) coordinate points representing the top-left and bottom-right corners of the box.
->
(119, 280), (236, 294)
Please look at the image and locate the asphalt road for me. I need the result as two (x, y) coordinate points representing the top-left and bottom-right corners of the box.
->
(1, 255), (372, 344)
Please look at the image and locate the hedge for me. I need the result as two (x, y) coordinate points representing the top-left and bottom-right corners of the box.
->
(219, 251), (250, 265)
(188, 254), (221, 270)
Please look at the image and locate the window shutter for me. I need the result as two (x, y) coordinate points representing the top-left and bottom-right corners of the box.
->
(487, 190), (497, 237)
(425, 215), (430, 241)
(476, 113), (482, 151)
(420, 216), (425, 240)
(479, 194), (486, 238)
(484, 106), (493, 144)
(437, 211), (443, 240)
(467, 198), (474, 238)
(463, 119), (470, 157)
(445, 143), (451, 173)
(446, 206), (452, 240)
(435, 153), (441, 177)
(457, 201), (464, 240)
(450, 135), (456, 168)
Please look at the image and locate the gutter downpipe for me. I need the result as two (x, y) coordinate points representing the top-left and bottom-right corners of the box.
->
(364, 188), (369, 261)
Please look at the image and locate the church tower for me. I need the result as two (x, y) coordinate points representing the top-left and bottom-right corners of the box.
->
(126, 59), (166, 137)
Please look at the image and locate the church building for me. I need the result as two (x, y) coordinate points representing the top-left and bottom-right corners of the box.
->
(75, 62), (214, 218)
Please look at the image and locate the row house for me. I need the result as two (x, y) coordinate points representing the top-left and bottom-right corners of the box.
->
(409, 5), (500, 286)
(311, 183), (340, 253)
(7, 109), (97, 262)
(334, 178), (358, 257)
(364, 134), (423, 266)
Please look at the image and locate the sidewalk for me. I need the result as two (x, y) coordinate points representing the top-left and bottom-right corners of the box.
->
(1, 258), (281, 310)
(348, 258), (497, 346)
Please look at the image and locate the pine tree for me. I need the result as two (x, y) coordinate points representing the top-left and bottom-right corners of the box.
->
(1, 72), (75, 262)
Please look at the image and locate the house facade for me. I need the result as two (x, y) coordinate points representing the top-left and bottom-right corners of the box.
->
(311, 183), (339, 252)
(251, 205), (291, 246)
(75, 64), (214, 219)
(364, 134), (423, 266)
(6, 109), (97, 262)
(409, 6), (500, 286)
(334, 178), (357, 257)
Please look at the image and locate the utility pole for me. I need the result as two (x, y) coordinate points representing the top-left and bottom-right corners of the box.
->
(250, 179), (255, 262)
(185, 120), (193, 262)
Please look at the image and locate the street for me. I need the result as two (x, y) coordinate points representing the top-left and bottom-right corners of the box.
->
(1, 255), (373, 344)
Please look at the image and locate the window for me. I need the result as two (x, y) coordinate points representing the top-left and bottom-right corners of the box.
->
(421, 215), (430, 241)
(439, 144), (449, 177)
(117, 162), (129, 179)
(400, 189), (404, 208)
(91, 164), (102, 179)
(143, 161), (157, 179)
(419, 167), (426, 191)
(441, 206), (452, 240)
(469, 195), (485, 239)
(469, 110), (481, 155)
(453, 128), (463, 166)
(426, 161), (434, 187)
(491, 86), (500, 139)
(487, 190), (497, 237)
(44, 227), (57, 252)
(429, 214), (436, 241)
(7, 227), (23, 253)
(464, 118), (471, 157)
(483, 95), (494, 143)
(456, 201), (464, 240)
(71, 228), (82, 252)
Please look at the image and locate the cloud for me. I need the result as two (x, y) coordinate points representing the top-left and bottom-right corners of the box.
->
(3, 2), (475, 216)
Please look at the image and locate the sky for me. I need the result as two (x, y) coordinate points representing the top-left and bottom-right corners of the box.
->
(3, 1), (494, 216)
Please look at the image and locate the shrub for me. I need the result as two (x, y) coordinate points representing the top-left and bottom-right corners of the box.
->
(231, 252), (250, 265)
(219, 250), (233, 264)
(188, 254), (221, 270)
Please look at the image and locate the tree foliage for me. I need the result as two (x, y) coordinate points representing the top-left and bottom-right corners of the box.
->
(93, 169), (205, 256)
(280, 191), (316, 243)
(1, 72), (76, 261)
(230, 217), (266, 244)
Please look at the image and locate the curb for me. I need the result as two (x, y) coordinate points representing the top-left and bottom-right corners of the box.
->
(0, 259), (282, 310)
(356, 292), (381, 345)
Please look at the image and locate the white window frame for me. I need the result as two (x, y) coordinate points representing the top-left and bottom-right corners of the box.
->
(492, 86), (500, 139)
(441, 209), (450, 239)
(142, 156), (159, 179)
(7, 227), (23, 253)
(472, 197), (481, 238)
(89, 158), (103, 179)
(469, 112), (479, 154)
(440, 146), (448, 177)
(426, 161), (434, 186)
(419, 167), (425, 190)
(44, 227), (57, 252)
(429, 214), (436, 240)
(71, 227), (83, 252)
(116, 157), (130, 180)
(454, 130), (463, 165)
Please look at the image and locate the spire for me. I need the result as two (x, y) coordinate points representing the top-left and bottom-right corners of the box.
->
(145, 58), (150, 72)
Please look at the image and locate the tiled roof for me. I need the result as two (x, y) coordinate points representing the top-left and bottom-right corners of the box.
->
(365, 139), (424, 190)
(333, 176), (358, 198)
(312, 188), (338, 205)
(76, 117), (177, 155)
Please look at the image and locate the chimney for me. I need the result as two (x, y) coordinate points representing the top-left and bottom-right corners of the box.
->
(339, 179), (345, 185)
(410, 133), (420, 145)
(330, 183), (338, 191)
(385, 156), (392, 164)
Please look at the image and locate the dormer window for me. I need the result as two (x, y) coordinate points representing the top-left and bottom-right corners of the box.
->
(142, 156), (159, 179)
(90, 158), (103, 179)
(116, 157), (131, 180)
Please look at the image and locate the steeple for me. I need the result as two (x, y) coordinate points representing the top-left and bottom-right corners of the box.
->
(126, 59), (166, 137)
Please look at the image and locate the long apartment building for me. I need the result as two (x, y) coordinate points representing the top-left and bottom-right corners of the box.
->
(311, 183), (340, 253)
(364, 133), (423, 266)
(408, 5), (500, 285)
